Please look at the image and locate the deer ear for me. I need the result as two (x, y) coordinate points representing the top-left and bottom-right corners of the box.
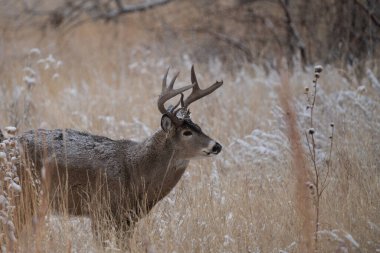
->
(161, 114), (173, 132)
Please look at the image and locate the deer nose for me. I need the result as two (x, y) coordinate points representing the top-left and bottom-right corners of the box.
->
(212, 142), (222, 154)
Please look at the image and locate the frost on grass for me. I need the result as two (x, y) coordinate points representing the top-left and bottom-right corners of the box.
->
(318, 229), (361, 251)
(216, 63), (380, 194)
(47, 216), (97, 253)
(0, 129), (21, 250)
(1, 50), (379, 252)
(367, 68), (380, 92)
(224, 128), (288, 168)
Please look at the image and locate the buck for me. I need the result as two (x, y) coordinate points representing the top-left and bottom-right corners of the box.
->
(17, 65), (223, 232)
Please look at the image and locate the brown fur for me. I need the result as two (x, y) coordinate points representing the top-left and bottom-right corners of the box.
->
(18, 120), (220, 227)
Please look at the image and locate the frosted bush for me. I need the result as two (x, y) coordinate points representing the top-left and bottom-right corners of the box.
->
(318, 229), (361, 251)
(0, 127), (21, 251)
(224, 129), (288, 167)
(219, 64), (380, 176)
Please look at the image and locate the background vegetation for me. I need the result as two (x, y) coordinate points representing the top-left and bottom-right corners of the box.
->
(0, 0), (379, 252)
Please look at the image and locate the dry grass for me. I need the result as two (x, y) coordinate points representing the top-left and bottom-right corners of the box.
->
(0, 22), (379, 253)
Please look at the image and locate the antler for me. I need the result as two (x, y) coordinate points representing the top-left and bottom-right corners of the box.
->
(157, 66), (223, 126)
(182, 65), (223, 109)
(158, 68), (194, 124)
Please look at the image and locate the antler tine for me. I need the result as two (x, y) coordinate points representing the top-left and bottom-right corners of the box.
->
(183, 65), (223, 108)
(169, 71), (180, 89)
(172, 93), (184, 112)
(158, 68), (194, 115)
(162, 67), (169, 92)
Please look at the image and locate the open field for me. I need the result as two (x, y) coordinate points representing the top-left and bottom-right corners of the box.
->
(1, 5), (380, 252)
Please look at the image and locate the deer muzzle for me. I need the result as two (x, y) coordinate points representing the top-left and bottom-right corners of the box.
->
(202, 141), (222, 156)
(211, 142), (222, 154)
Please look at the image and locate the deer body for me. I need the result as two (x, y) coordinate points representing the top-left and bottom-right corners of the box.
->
(17, 66), (223, 229)
(19, 128), (191, 217)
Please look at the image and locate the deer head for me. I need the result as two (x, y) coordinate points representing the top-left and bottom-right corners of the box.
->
(157, 65), (223, 159)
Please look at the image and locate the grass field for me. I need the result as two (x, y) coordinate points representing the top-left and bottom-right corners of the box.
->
(0, 20), (379, 253)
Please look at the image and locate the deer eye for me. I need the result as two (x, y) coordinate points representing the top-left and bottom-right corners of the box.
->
(182, 130), (193, 136)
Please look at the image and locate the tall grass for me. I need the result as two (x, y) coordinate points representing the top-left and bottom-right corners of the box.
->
(278, 68), (314, 252)
(0, 24), (379, 252)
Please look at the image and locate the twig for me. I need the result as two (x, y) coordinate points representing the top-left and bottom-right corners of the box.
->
(23, 0), (173, 28)
(319, 124), (334, 196)
(101, 0), (172, 19)
(277, 0), (308, 67)
(353, 0), (380, 28)
(192, 27), (253, 62)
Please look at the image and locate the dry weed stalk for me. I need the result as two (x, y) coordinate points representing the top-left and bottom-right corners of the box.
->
(304, 65), (335, 252)
(0, 126), (53, 252)
(7, 48), (62, 130)
(0, 127), (21, 252)
(278, 69), (314, 252)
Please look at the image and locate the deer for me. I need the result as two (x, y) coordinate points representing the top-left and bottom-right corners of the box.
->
(16, 65), (223, 235)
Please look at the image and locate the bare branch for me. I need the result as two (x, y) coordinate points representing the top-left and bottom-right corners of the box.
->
(353, 0), (380, 28)
(99, 0), (172, 19)
(192, 27), (253, 62)
(23, 0), (173, 28)
(277, 0), (307, 67)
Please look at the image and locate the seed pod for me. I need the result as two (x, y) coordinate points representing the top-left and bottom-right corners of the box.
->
(9, 182), (22, 192)
(9, 141), (16, 148)
(0, 152), (6, 161)
(5, 126), (17, 135)
(314, 65), (323, 73)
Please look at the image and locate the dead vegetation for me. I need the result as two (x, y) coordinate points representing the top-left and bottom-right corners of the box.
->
(0, 1), (379, 252)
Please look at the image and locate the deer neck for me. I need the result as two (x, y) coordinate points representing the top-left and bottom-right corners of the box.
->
(142, 129), (188, 170)
(131, 130), (189, 203)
